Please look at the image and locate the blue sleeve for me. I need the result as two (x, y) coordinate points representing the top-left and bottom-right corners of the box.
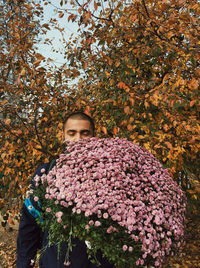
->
(16, 163), (50, 268)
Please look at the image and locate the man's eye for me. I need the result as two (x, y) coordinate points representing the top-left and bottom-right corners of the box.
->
(82, 132), (90, 136)
(67, 132), (75, 136)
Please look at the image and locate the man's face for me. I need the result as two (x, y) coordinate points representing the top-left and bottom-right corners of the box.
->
(63, 118), (93, 142)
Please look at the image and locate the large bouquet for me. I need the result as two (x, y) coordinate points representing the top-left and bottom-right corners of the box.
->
(33, 137), (186, 267)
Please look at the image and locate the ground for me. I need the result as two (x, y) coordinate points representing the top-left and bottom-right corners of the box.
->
(0, 214), (199, 268)
(0, 226), (17, 268)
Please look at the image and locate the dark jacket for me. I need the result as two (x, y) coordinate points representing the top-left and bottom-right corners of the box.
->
(16, 163), (114, 268)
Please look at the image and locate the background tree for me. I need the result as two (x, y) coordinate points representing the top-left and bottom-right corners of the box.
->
(0, 0), (80, 210)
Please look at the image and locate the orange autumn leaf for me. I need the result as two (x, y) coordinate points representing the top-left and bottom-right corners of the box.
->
(5, 119), (11, 125)
(165, 142), (173, 150)
(20, 68), (26, 76)
(124, 106), (130, 114)
(94, 1), (98, 11)
(58, 12), (64, 18)
(113, 126), (118, 135)
(188, 78), (199, 90)
(101, 126), (108, 135)
(190, 100), (196, 107)
(127, 124), (133, 131)
(84, 105), (91, 116)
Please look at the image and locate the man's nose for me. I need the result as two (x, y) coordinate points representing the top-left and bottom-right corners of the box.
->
(74, 133), (81, 141)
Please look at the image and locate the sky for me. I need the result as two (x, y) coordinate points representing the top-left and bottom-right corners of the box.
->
(36, 1), (79, 68)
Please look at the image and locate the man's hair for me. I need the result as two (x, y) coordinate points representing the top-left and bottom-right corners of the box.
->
(63, 112), (95, 136)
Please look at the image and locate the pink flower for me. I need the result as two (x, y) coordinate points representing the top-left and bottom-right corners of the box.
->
(95, 221), (101, 227)
(34, 196), (39, 202)
(30, 259), (35, 266)
(57, 218), (62, 223)
(140, 259), (144, 265)
(76, 208), (81, 214)
(154, 215), (161, 225)
(64, 261), (70, 266)
(85, 210), (91, 217)
(106, 226), (118, 234)
(46, 208), (51, 213)
(129, 246), (133, 252)
(55, 211), (63, 218)
(45, 194), (49, 199)
(127, 216), (136, 225)
(34, 176), (40, 182)
(107, 227), (112, 234)
(122, 245), (128, 251)
(103, 212), (109, 219)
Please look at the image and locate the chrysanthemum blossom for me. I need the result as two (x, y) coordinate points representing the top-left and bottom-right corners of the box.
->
(64, 261), (70, 266)
(34, 137), (186, 268)
(122, 245), (128, 251)
(46, 208), (51, 213)
(34, 196), (39, 202)
(95, 221), (101, 227)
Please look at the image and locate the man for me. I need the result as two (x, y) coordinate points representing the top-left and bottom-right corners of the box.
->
(17, 112), (114, 268)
